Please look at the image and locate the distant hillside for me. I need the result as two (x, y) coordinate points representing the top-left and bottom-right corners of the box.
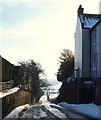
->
(47, 79), (61, 85)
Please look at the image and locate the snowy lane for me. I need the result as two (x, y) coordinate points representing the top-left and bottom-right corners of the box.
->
(3, 102), (99, 120)
(22, 105), (47, 119)
(22, 104), (70, 119)
(21, 103), (92, 120)
(49, 104), (90, 120)
(42, 104), (68, 119)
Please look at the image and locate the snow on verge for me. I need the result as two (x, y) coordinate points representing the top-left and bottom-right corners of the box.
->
(59, 102), (100, 119)
(3, 104), (30, 119)
(0, 87), (20, 98)
(44, 103), (67, 119)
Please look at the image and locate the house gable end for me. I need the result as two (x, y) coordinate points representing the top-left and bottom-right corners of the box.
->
(90, 19), (101, 31)
(79, 14), (101, 29)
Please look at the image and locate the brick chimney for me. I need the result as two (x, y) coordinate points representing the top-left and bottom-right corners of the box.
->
(78, 5), (84, 16)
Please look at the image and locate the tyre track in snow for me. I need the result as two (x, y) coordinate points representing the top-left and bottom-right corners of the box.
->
(21, 104), (70, 120)
(50, 104), (94, 120)
(41, 105), (70, 120)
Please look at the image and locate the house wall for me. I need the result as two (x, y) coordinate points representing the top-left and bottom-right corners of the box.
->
(82, 29), (90, 78)
(75, 17), (82, 78)
(98, 23), (101, 78)
(75, 17), (90, 78)
(91, 22), (101, 105)
(91, 24), (101, 79)
(91, 27), (98, 79)
(75, 16), (101, 80)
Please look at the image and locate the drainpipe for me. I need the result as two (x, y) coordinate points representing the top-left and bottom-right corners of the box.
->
(74, 67), (80, 103)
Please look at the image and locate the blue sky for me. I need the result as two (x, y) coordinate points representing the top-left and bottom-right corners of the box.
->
(2, 2), (53, 28)
(0, 0), (100, 79)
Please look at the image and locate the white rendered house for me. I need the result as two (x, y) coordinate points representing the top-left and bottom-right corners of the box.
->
(75, 6), (101, 104)
(75, 5), (101, 81)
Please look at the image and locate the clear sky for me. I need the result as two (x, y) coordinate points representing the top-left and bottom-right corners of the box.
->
(0, 0), (100, 79)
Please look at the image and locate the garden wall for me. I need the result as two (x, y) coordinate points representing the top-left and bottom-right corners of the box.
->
(1, 90), (31, 119)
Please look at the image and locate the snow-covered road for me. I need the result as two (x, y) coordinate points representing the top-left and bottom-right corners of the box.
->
(15, 102), (91, 120)
(4, 100), (100, 120)
(22, 104), (69, 119)
(3, 84), (100, 120)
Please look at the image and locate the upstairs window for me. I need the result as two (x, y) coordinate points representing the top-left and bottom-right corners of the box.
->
(93, 28), (96, 46)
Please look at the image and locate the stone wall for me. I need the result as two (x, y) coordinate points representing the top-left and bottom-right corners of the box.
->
(1, 90), (31, 119)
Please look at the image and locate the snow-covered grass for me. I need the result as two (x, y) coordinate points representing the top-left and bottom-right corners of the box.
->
(40, 83), (61, 103)
(47, 83), (61, 99)
(59, 102), (100, 119)
(3, 104), (30, 119)
(0, 87), (20, 98)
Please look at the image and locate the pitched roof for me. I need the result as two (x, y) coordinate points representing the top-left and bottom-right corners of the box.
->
(79, 14), (101, 29)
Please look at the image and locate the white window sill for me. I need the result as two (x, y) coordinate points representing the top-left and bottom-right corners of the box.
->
(93, 43), (96, 47)
(93, 68), (96, 71)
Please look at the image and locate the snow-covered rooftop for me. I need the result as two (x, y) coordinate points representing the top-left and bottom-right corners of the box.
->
(79, 14), (101, 28)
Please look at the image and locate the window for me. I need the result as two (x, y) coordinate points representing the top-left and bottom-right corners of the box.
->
(93, 54), (96, 70)
(93, 53), (98, 70)
(93, 28), (96, 46)
(74, 33), (76, 39)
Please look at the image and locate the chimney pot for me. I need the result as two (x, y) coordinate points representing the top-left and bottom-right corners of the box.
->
(78, 5), (84, 16)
